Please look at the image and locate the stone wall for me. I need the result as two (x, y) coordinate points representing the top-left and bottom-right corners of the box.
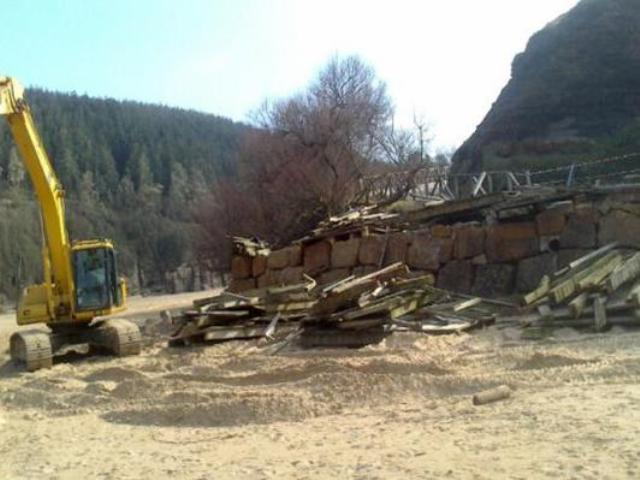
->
(229, 191), (640, 297)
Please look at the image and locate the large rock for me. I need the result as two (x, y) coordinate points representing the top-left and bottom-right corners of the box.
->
(280, 266), (305, 285)
(516, 253), (557, 293)
(559, 209), (597, 249)
(288, 245), (303, 266)
(267, 248), (289, 269)
(485, 223), (538, 263)
(407, 230), (452, 271)
(252, 255), (268, 278)
(383, 232), (409, 264)
(453, 224), (485, 259)
(598, 209), (640, 247)
(437, 260), (474, 294)
(267, 245), (302, 270)
(231, 255), (252, 280)
(535, 208), (567, 236)
(430, 224), (453, 238)
(472, 264), (516, 297)
(358, 236), (386, 266)
(229, 277), (256, 293)
(331, 239), (360, 268)
(303, 241), (332, 274)
(257, 269), (282, 289)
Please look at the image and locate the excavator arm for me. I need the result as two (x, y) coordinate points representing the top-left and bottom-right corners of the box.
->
(0, 76), (74, 322)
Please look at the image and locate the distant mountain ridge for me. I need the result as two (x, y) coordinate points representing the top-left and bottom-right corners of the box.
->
(452, 0), (640, 173)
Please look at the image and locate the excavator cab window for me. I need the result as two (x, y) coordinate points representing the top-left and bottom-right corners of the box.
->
(73, 247), (118, 311)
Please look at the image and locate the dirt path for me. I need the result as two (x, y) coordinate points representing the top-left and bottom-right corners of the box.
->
(1, 295), (640, 479)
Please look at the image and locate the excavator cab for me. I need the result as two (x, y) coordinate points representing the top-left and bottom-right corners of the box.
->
(71, 240), (126, 317)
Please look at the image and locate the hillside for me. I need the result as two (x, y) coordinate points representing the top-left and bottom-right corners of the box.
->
(452, 0), (640, 174)
(0, 89), (247, 301)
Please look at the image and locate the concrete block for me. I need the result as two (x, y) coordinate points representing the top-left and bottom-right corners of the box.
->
(516, 253), (557, 293)
(472, 264), (516, 297)
(535, 208), (567, 236)
(303, 241), (332, 274)
(267, 248), (290, 269)
(407, 231), (440, 271)
(252, 255), (268, 278)
(437, 260), (474, 294)
(454, 224), (485, 259)
(559, 210), (597, 249)
(331, 239), (360, 268)
(358, 235), (387, 266)
(229, 277), (256, 293)
(383, 232), (409, 265)
(485, 223), (538, 263)
(231, 255), (252, 280)
(598, 209), (640, 247)
(280, 266), (305, 285)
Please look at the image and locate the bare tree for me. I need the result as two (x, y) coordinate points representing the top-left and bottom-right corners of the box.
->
(198, 55), (431, 261)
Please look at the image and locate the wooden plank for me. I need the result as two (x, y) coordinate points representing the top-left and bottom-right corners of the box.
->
(593, 295), (608, 332)
(575, 254), (622, 290)
(202, 324), (299, 341)
(568, 242), (619, 271)
(453, 297), (482, 312)
(607, 252), (640, 292)
(330, 262), (409, 295)
(523, 275), (551, 305)
(549, 252), (619, 304)
(568, 292), (589, 318)
(264, 300), (317, 314)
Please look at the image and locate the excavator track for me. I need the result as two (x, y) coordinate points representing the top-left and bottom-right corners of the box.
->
(9, 320), (142, 372)
(10, 330), (53, 372)
(95, 319), (142, 356)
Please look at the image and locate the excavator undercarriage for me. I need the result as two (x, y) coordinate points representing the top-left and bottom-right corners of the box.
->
(10, 319), (142, 371)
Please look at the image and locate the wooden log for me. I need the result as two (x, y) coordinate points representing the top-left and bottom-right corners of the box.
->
(473, 385), (511, 406)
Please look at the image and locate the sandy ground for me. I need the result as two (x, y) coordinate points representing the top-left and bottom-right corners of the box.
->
(2, 293), (640, 479)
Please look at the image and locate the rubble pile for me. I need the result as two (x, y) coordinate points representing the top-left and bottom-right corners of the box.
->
(519, 242), (640, 330)
(169, 262), (502, 348)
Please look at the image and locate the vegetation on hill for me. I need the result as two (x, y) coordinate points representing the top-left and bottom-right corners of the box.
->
(0, 89), (246, 299)
(453, 0), (640, 174)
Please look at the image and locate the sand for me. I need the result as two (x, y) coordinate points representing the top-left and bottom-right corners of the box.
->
(1, 293), (640, 479)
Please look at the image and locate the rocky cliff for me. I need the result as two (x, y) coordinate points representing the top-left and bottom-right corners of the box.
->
(453, 0), (640, 174)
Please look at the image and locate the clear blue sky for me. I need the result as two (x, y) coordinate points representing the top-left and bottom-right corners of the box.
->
(2, 0), (579, 149)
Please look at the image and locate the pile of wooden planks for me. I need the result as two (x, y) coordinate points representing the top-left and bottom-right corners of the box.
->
(169, 262), (500, 348)
(293, 206), (402, 244)
(521, 242), (640, 330)
(232, 236), (271, 257)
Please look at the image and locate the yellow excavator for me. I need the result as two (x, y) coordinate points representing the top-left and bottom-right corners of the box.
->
(0, 76), (141, 371)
